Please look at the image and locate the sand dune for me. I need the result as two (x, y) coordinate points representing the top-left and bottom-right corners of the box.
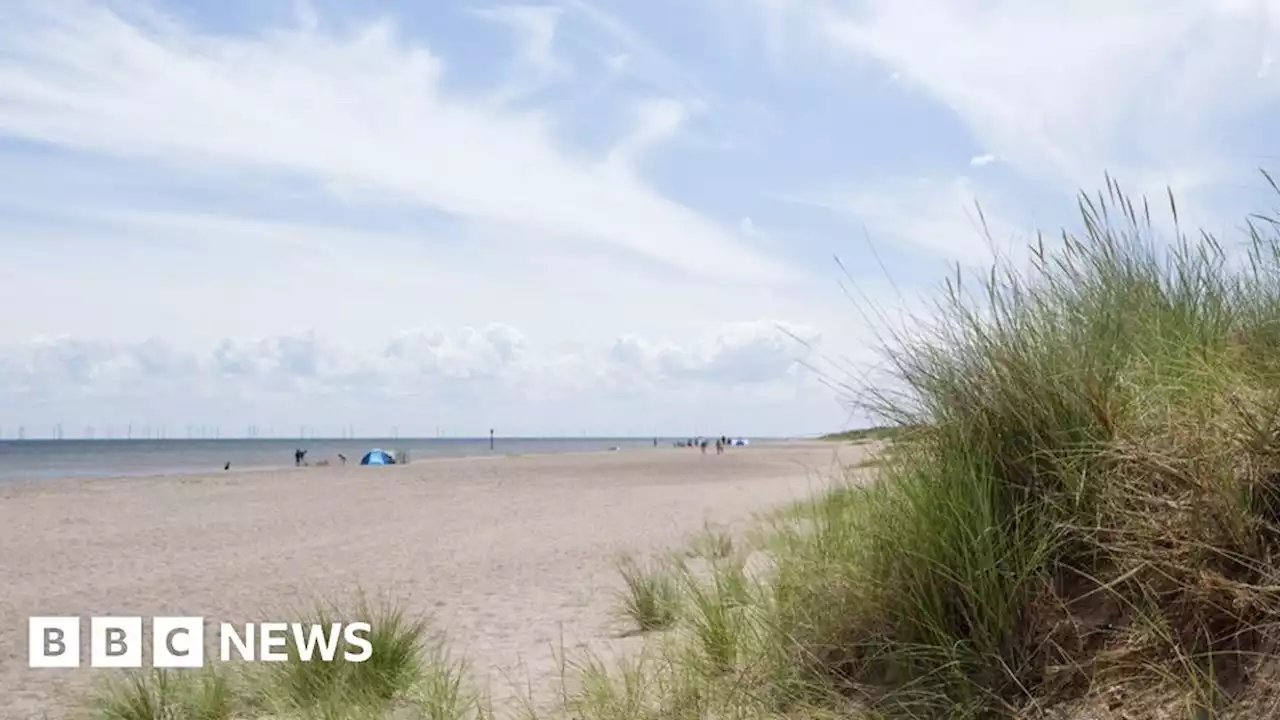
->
(0, 441), (861, 718)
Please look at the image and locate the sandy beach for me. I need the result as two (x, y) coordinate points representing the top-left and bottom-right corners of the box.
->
(0, 441), (861, 719)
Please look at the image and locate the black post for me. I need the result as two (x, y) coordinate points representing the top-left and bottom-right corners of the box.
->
(489, 428), (494, 451)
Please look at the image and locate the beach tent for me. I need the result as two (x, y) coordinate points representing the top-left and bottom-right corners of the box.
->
(360, 448), (396, 465)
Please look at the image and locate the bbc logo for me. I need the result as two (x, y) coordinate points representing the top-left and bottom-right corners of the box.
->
(29, 616), (205, 668)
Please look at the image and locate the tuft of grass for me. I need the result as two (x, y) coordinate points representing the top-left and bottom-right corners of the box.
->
(676, 558), (754, 674)
(259, 596), (430, 710)
(405, 643), (492, 720)
(615, 554), (681, 634)
(91, 668), (235, 720)
(686, 522), (734, 561)
(83, 598), (490, 720)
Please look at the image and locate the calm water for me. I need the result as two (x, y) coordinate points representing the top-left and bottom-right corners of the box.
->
(0, 437), (678, 483)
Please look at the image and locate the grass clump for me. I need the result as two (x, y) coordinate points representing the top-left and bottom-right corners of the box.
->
(562, 175), (1280, 718)
(687, 522), (735, 561)
(615, 553), (682, 634)
(83, 598), (490, 720)
(676, 558), (755, 675)
(259, 597), (431, 710)
(92, 668), (234, 720)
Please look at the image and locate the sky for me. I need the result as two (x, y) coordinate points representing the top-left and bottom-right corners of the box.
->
(2, 0), (1280, 439)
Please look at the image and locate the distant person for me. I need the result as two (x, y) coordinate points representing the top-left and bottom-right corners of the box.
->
(338, 453), (347, 466)
(700, 439), (708, 455)
(653, 437), (657, 447)
(715, 438), (723, 455)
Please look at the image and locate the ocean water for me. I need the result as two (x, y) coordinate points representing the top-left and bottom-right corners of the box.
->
(0, 437), (679, 483)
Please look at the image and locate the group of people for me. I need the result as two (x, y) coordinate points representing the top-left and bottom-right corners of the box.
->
(672, 435), (736, 454)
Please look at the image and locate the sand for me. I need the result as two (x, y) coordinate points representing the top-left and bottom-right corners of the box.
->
(0, 441), (865, 719)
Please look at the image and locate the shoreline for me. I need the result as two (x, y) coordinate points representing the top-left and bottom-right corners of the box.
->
(0, 438), (797, 487)
(0, 441), (855, 717)
(0, 440), (821, 488)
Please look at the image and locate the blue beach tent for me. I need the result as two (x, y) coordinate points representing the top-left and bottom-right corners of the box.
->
(360, 448), (396, 465)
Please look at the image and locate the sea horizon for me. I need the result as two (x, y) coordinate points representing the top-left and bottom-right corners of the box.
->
(0, 435), (772, 483)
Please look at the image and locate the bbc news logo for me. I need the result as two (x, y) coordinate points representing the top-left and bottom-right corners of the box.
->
(29, 617), (372, 668)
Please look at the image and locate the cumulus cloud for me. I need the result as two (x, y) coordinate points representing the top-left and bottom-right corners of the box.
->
(0, 321), (831, 435)
(608, 320), (817, 385)
(382, 324), (528, 380)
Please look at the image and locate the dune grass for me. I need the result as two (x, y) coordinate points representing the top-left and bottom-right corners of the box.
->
(84, 599), (491, 720)
(93, 667), (235, 720)
(85, 175), (1280, 719)
(686, 521), (735, 561)
(614, 553), (682, 634)
(551, 176), (1280, 718)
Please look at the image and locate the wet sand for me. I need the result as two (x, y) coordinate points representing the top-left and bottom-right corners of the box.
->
(0, 441), (864, 718)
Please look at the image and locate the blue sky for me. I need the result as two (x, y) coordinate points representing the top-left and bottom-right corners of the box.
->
(1, 0), (1279, 438)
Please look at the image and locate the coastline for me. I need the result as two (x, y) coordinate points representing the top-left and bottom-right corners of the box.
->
(0, 440), (857, 717)
(0, 440), (808, 489)
(0, 437), (756, 486)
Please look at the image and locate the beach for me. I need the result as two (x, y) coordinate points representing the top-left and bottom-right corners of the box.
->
(0, 441), (859, 718)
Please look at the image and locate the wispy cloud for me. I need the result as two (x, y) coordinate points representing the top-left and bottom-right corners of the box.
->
(742, 0), (1280, 199)
(13, 0), (1276, 435)
(783, 176), (1025, 264)
(470, 4), (568, 94)
(0, 1), (788, 283)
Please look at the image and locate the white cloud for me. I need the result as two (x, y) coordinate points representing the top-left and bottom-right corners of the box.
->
(0, 1), (789, 284)
(742, 0), (1280, 198)
(605, 97), (689, 169)
(786, 176), (1025, 264)
(563, 0), (709, 103)
(609, 320), (819, 385)
(471, 4), (568, 91)
(970, 154), (996, 167)
(0, 321), (837, 436)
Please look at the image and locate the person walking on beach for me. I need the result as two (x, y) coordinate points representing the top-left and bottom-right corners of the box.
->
(715, 438), (723, 455)
(700, 439), (708, 454)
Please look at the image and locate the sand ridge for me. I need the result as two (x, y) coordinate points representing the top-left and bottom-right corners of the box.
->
(0, 441), (861, 718)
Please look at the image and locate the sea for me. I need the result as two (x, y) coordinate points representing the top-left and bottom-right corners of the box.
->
(0, 437), (685, 483)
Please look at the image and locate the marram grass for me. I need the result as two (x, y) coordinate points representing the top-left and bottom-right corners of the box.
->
(563, 176), (1280, 719)
(86, 175), (1280, 719)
